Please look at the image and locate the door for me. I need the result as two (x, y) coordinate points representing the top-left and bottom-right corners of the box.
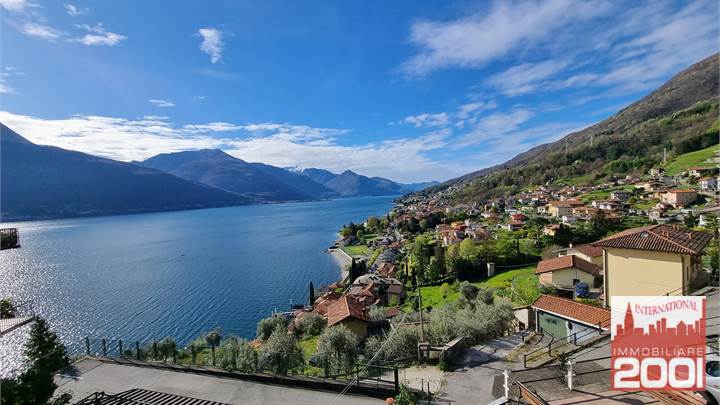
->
(537, 311), (567, 340)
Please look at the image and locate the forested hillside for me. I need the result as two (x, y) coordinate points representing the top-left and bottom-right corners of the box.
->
(424, 53), (720, 202)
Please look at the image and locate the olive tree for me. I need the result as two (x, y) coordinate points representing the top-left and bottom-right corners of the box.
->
(315, 325), (359, 374)
(256, 315), (288, 340)
(259, 326), (304, 375)
(295, 313), (326, 337)
(211, 336), (258, 373)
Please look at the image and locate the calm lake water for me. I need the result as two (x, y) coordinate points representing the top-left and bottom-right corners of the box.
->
(0, 196), (393, 375)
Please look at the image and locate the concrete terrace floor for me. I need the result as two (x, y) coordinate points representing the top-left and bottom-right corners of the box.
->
(54, 359), (383, 405)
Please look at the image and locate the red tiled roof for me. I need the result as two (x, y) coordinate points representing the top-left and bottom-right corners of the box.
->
(535, 255), (601, 276)
(592, 224), (712, 255)
(326, 295), (369, 326)
(549, 200), (584, 208)
(667, 189), (696, 194)
(532, 294), (610, 329)
(572, 244), (603, 258)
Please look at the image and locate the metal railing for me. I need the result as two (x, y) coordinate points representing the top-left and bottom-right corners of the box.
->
(82, 336), (401, 392)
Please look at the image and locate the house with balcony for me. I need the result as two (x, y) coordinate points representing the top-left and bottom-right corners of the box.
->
(592, 224), (713, 307)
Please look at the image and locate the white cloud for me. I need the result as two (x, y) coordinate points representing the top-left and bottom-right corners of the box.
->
(401, 0), (607, 76)
(197, 28), (224, 64)
(456, 109), (534, 147)
(0, 67), (23, 94)
(64, 3), (87, 16)
(148, 99), (175, 108)
(0, 111), (457, 182)
(456, 100), (497, 119)
(72, 23), (126, 46)
(0, 0), (32, 12)
(21, 22), (63, 41)
(0, 82), (13, 94)
(486, 60), (569, 97)
(401, 113), (449, 128)
(406, 0), (718, 100)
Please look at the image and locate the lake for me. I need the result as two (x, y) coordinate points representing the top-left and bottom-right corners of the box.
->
(0, 196), (394, 375)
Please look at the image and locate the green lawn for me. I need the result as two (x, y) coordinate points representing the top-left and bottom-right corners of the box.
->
(482, 266), (537, 289)
(405, 266), (539, 310)
(554, 172), (595, 186)
(299, 336), (327, 376)
(299, 335), (319, 358)
(633, 198), (659, 210)
(342, 245), (369, 256)
(664, 144), (719, 176)
(581, 190), (610, 203)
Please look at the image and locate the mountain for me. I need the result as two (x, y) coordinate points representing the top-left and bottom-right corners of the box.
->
(0, 125), (249, 221)
(428, 53), (720, 202)
(400, 181), (440, 192)
(297, 168), (338, 185)
(296, 168), (412, 197)
(139, 150), (337, 202)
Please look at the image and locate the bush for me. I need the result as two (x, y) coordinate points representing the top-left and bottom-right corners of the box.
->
(315, 326), (359, 374)
(0, 299), (15, 319)
(459, 282), (479, 301)
(368, 305), (388, 321)
(257, 316), (289, 340)
(295, 313), (326, 337)
(259, 326), (304, 375)
(365, 326), (421, 363)
(394, 384), (419, 405)
(1, 318), (69, 405)
(157, 337), (176, 361)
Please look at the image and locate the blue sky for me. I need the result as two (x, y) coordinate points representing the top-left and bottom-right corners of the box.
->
(0, 0), (717, 183)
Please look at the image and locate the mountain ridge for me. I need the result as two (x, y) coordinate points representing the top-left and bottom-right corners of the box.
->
(422, 53), (720, 201)
(0, 125), (250, 221)
(138, 149), (337, 202)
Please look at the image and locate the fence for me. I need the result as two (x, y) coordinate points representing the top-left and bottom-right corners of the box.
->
(82, 336), (401, 393)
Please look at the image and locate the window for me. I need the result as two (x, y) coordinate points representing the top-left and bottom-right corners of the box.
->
(707, 361), (720, 378)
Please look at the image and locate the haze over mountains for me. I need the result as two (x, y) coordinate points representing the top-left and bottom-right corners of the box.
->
(0, 124), (249, 221)
(0, 128), (429, 221)
(138, 150), (337, 202)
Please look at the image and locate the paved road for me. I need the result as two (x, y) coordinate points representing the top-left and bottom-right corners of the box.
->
(436, 333), (524, 405)
(55, 359), (382, 405)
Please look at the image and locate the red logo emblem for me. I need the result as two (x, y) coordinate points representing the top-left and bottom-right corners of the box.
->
(611, 296), (706, 390)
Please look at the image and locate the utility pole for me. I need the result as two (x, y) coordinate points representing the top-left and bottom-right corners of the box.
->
(416, 271), (426, 342)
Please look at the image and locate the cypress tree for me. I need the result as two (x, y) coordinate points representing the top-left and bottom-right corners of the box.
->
(308, 281), (315, 307)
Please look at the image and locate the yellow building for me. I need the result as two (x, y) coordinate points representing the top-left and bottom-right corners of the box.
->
(592, 225), (712, 307)
(326, 295), (370, 337)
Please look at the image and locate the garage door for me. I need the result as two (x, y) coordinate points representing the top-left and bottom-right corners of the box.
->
(538, 311), (567, 340)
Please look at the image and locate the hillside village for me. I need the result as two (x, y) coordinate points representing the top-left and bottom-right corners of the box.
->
(287, 142), (720, 403)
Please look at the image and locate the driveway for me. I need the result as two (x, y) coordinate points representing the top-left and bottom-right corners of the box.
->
(436, 333), (525, 405)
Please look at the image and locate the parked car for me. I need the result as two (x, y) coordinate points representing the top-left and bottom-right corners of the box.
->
(706, 355), (720, 404)
(574, 282), (590, 298)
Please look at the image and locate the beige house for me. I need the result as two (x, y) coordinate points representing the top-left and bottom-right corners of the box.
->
(662, 189), (697, 207)
(547, 200), (585, 218)
(592, 225), (712, 307)
(326, 295), (370, 337)
(535, 255), (602, 290)
(562, 244), (603, 266)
